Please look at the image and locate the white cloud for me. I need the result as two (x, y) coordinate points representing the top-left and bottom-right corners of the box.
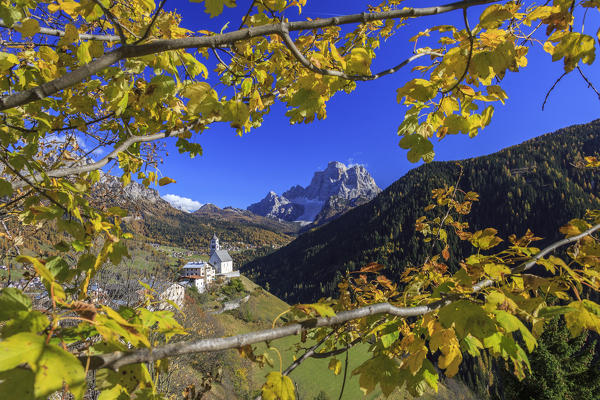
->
(347, 157), (367, 168)
(162, 194), (203, 213)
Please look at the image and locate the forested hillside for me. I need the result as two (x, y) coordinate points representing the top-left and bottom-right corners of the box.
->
(243, 120), (600, 303)
(129, 206), (295, 251)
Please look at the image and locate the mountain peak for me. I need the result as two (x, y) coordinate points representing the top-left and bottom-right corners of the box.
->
(248, 162), (381, 224)
(327, 161), (347, 170)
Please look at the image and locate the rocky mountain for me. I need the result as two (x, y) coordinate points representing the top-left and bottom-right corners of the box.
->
(91, 172), (296, 251)
(242, 120), (600, 303)
(96, 173), (167, 207)
(248, 161), (381, 224)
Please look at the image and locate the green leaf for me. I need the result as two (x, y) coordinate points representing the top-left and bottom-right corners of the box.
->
(328, 358), (342, 375)
(494, 310), (521, 333)
(199, 0), (236, 18)
(57, 23), (79, 46)
(444, 114), (471, 135)
(353, 356), (401, 396)
(347, 48), (371, 75)
(306, 303), (335, 317)
(0, 333), (86, 399)
(15, 19), (40, 37)
(537, 305), (577, 318)
(565, 300), (600, 337)
(0, 368), (35, 400)
(461, 334), (483, 357)
(551, 32), (596, 72)
(438, 300), (496, 340)
(241, 78), (253, 96)
(34, 342), (86, 399)
(399, 134), (434, 163)
(261, 372), (295, 400)
(0, 52), (18, 71)
(2, 311), (49, 336)
(0, 288), (31, 320)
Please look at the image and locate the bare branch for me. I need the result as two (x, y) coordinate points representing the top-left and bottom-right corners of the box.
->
(0, 19), (121, 42)
(81, 220), (600, 371)
(0, 0), (498, 111)
(239, 0), (258, 30)
(83, 300), (451, 371)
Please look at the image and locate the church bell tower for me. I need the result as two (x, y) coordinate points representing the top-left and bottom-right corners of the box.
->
(210, 234), (220, 253)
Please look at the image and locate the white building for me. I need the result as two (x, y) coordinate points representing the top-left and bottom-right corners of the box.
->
(208, 234), (233, 274)
(180, 261), (215, 293)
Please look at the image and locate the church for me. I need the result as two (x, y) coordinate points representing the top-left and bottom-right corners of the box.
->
(208, 234), (233, 274)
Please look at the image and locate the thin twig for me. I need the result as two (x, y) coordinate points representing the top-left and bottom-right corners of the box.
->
(442, 7), (473, 94)
(0, 18), (121, 41)
(337, 349), (349, 400)
(576, 65), (600, 100)
(542, 71), (568, 111)
(239, 0), (258, 29)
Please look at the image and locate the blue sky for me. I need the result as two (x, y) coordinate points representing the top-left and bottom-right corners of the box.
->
(157, 0), (600, 210)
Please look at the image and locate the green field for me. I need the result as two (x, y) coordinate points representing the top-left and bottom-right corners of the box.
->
(207, 275), (476, 400)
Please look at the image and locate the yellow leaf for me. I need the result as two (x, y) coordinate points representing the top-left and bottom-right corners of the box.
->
(347, 48), (371, 75)
(158, 177), (176, 186)
(261, 372), (295, 400)
(76, 41), (92, 64)
(479, 5), (512, 29)
(328, 358), (342, 375)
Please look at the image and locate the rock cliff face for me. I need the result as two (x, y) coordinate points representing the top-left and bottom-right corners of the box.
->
(248, 161), (381, 224)
(96, 173), (165, 205)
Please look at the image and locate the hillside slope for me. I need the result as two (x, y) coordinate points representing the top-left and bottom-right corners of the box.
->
(242, 120), (600, 303)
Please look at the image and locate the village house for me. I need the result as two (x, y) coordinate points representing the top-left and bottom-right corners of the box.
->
(180, 261), (215, 293)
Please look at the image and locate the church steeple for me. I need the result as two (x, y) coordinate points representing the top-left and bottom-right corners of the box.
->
(210, 234), (220, 253)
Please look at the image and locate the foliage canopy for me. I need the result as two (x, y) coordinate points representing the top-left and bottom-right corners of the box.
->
(1, 0), (600, 398)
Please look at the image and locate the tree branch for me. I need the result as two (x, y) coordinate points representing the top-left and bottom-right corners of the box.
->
(91, 0), (130, 43)
(9, 122), (199, 190)
(472, 222), (600, 291)
(0, 0), (498, 111)
(0, 19), (121, 42)
(80, 219), (600, 371)
(280, 27), (443, 81)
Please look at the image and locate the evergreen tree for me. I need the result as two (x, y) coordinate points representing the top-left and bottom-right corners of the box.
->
(499, 318), (600, 400)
